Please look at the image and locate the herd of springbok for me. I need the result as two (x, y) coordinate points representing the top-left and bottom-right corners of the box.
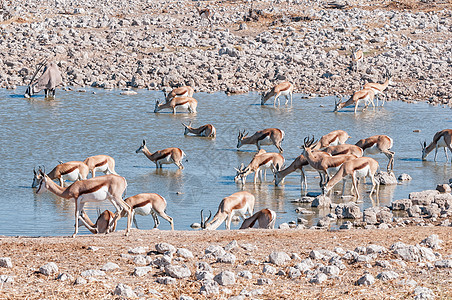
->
(31, 80), (452, 236)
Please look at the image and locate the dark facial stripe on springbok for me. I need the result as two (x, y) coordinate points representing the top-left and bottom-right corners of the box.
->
(94, 160), (107, 168)
(80, 184), (105, 195)
(61, 166), (78, 175)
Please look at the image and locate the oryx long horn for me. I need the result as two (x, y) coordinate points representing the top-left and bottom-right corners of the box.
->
(28, 58), (48, 85)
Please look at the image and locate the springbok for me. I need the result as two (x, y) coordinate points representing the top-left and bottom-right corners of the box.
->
(313, 130), (351, 150)
(355, 135), (395, 172)
(83, 155), (117, 178)
(154, 96), (197, 114)
(363, 70), (393, 106)
(321, 157), (380, 199)
(202, 191), (255, 230)
(121, 193), (174, 230)
(163, 86), (194, 103)
(301, 137), (358, 186)
(334, 88), (375, 113)
(261, 81), (294, 106)
(421, 129), (452, 162)
(78, 209), (118, 234)
(32, 161), (89, 188)
(237, 128), (285, 153)
(136, 140), (185, 169)
(24, 60), (63, 98)
(240, 209), (276, 229)
(182, 121), (216, 138)
(351, 47), (363, 72)
(273, 154), (309, 190)
(234, 149), (285, 184)
(35, 170), (132, 237)
(196, 7), (212, 26)
(323, 144), (364, 158)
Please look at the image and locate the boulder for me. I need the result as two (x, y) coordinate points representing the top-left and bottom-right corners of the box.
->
(156, 243), (176, 254)
(114, 283), (136, 298)
(39, 262), (59, 276)
(311, 195), (332, 207)
(409, 190), (439, 206)
(165, 264), (191, 279)
(335, 203), (361, 219)
(0, 257), (12, 268)
(356, 274), (375, 286)
(376, 271), (399, 281)
(436, 184), (451, 193)
(391, 199), (412, 211)
(375, 171), (397, 185)
(200, 280), (219, 295)
(213, 271), (235, 286)
(269, 251), (291, 266)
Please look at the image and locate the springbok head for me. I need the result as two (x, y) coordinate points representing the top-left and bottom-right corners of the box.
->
(271, 162), (284, 186)
(301, 136), (317, 154)
(200, 209), (212, 229)
(233, 163), (247, 183)
(182, 121), (193, 135)
(334, 96), (343, 112)
(236, 130), (248, 148)
(421, 140), (428, 160)
(154, 100), (161, 113)
(136, 140), (147, 154)
(24, 59), (47, 98)
(35, 167), (48, 194)
(32, 165), (44, 188)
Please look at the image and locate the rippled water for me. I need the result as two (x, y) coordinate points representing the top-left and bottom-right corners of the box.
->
(0, 87), (451, 236)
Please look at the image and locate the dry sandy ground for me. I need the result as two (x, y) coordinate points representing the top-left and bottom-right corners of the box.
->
(0, 226), (451, 299)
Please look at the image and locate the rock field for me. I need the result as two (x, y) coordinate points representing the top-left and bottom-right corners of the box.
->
(0, 0), (451, 105)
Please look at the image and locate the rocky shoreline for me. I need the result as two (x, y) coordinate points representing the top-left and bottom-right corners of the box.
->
(0, 0), (451, 106)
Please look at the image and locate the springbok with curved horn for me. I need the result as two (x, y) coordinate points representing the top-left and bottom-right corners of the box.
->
(321, 157), (380, 200)
(421, 129), (452, 162)
(334, 88), (375, 113)
(273, 154), (309, 189)
(182, 121), (216, 138)
(351, 47), (363, 72)
(78, 209), (118, 234)
(313, 130), (351, 150)
(163, 86), (194, 103)
(32, 161), (89, 188)
(237, 128), (285, 153)
(234, 149), (285, 184)
(363, 70), (393, 106)
(121, 193), (174, 230)
(261, 81), (294, 106)
(355, 135), (395, 172)
(35, 169), (132, 237)
(24, 60), (63, 98)
(136, 140), (185, 169)
(301, 136), (358, 186)
(202, 191), (255, 230)
(83, 155), (117, 178)
(240, 209), (276, 229)
(154, 96), (197, 114)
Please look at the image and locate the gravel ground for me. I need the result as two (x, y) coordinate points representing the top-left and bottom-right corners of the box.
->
(0, 0), (451, 105)
(0, 227), (451, 299)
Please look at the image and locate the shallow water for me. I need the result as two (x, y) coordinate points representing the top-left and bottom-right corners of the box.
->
(0, 87), (451, 236)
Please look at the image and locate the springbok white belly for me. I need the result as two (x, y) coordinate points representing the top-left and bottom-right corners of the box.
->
(257, 136), (273, 146)
(134, 203), (153, 216)
(231, 205), (249, 218)
(78, 186), (109, 203)
(329, 137), (340, 147)
(279, 89), (291, 97)
(364, 145), (381, 155)
(93, 164), (109, 174)
(437, 136), (448, 148)
(354, 165), (371, 178)
(62, 169), (80, 182)
(156, 155), (174, 165)
(177, 103), (190, 111)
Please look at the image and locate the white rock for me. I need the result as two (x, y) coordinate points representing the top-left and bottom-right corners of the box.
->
(356, 274), (375, 286)
(156, 243), (176, 254)
(196, 271), (214, 281)
(200, 280), (219, 295)
(128, 246), (148, 254)
(176, 248), (194, 259)
(0, 257), (12, 268)
(257, 278), (273, 285)
(237, 270), (252, 279)
(81, 269), (106, 278)
(165, 264), (191, 279)
(101, 262), (120, 272)
(114, 283), (136, 297)
(269, 251), (291, 266)
(156, 276), (177, 284)
(133, 266), (152, 277)
(377, 271), (399, 281)
(214, 271), (235, 286)
(262, 264), (276, 274)
(414, 286), (434, 300)
(216, 253), (236, 264)
(310, 273), (328, 284)
(39, 262), (59, 276)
